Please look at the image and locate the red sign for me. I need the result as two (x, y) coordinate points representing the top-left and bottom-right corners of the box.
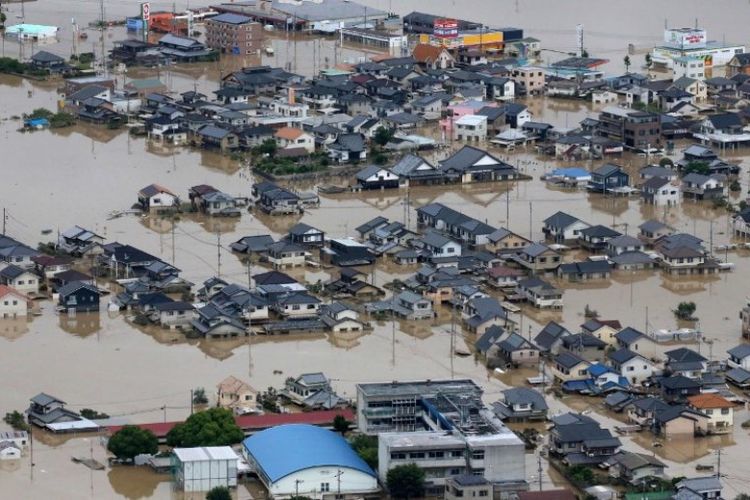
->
(434, 18), (458, 39)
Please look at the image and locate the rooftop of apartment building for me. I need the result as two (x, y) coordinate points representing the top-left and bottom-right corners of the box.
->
(357, 379), (481, 398)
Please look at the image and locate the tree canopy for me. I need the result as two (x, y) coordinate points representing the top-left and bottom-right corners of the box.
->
(206, 486), (232, 500)
(333, 415), (351, 435)
(166, 408), (244, 448)
(350, 434), (378, 469)
(107, 425), (158, 461)
(386, 463), (425, 499)
(674, 301), (697, 320)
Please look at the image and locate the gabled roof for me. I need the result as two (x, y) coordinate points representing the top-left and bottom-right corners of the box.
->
(665, 347), (707, 364)
(660, 374), (701, 390)
(544, 211), (585, 230)
(475, 325), (505, 354)
(687, 393), (732, 409)
(555, 352), (588, 369)
(608, 348), (644, 365)
(615, 327), (648, 345)
(439, 145), (513, 173)
(728, 343), (750, 359)
(501, 387), (547, 411)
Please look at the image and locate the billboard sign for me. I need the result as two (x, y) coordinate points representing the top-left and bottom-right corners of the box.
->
(434, 18), (459, 39)
(141, 2), (151, 22)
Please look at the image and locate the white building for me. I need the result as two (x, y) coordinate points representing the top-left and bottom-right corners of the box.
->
(672, 56), (706, 80)
(652, 27), (745, 69)
(0, 441), (21, 460)
(454, 115), (488, 142)
(0, 431), (29, 449)
(0, 266), (39, 295)
(243, 424), (379, 499)
(173, 446), (239, 492)
(608, 348), (657, 385)
(0, 285), (30, 318)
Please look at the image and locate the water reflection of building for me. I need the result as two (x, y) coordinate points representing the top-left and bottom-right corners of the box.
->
(138, 215), (175, 234)
(328, 328), (368, 350)
(587, 192), (629, 218)
(58, 312), (101, 337)
(660, 275), (717, 295)
(0, 317), (30, 341)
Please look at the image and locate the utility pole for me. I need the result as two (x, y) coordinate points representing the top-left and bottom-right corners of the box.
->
(505, 187), (510, 225)
(251, 257), (253, 288)
(536, 452), (543, 491)
(99, 0), (107, 77)
(171, 222), (175, 265)
(335, 469), (343, 497)
(2, 208), (5, 235)
(190, 389), (194, 415)
(216, 230), (222, 277)
(716, 448), (721, 478)
(528, 202), (533, 240)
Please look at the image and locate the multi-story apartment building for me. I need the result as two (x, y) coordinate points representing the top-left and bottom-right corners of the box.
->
(357, 379), (481, 434)
(597, 106), (661, 150)
(358, 380), (526, 496)
(205, 13), (263, 55)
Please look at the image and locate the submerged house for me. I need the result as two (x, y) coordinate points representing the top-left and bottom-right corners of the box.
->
(57, 282), (100, 313)
(137, 184), (179, 212)
(438, 146), (518, 184)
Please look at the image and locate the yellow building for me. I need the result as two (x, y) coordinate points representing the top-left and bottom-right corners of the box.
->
(419, 29), (503, 50)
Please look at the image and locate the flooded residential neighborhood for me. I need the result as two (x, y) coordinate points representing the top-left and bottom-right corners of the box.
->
(1, 0), (750, 499)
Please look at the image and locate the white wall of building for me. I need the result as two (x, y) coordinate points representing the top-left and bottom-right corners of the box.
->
(269, 467), (378, 498)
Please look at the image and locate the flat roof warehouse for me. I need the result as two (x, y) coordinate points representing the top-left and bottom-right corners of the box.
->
(213, 0), (388, 28)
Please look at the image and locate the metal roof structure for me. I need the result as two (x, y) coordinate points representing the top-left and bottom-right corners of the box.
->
(243, 424), (376, 483)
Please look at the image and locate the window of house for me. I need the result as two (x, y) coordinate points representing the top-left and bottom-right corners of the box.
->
(721, 408), (730, 415)
(292, 304), (300, 310)
(320, 483), (330, 492)
(471, 450), (484, 460)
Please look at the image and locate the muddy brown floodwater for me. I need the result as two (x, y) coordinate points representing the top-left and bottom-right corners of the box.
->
(3, 0), (750, 498)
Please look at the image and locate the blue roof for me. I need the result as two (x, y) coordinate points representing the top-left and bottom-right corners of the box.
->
(550, 167), (590, 178)
(243, 424), (376, 483)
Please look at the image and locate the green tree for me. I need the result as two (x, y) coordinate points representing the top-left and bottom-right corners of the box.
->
(674, 301), (697, 320)
(581, 49), (589, 58)
(193, 388), (209, 405)
(386, 463), (425, 499)
(568, 465), (594, 485)
(373, 127), (395, 147)
(623, 55), (631, 73)
(659, 157), (674, 168)
(3, 410), (29, 431)
(332, 415), (351, 435)
(730, 180), (741, 192)
(0, 12), (6, 28)
(683, 161), (710, 175)
(255, 138), (278, 157)
(372, 152), (388, 165)
(645, 52), (652, 68)
(206, 486), (232, 500)
(80, 408), (109, 420)
(350, 434), (378, 469)
(107, 425), (158, 461)
(166, 408), (244, 448)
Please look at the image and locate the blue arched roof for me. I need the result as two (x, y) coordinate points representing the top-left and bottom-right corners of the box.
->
(243, 424), (376, 483)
